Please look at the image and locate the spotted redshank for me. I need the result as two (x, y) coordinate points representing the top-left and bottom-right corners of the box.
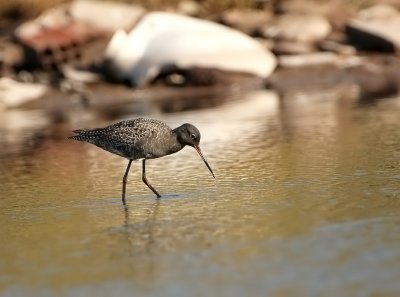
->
(69, 118), (214, 205)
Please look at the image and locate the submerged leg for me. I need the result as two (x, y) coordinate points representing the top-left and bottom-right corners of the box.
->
(122, 159), (133, 205)
(142, 159), (161, 198)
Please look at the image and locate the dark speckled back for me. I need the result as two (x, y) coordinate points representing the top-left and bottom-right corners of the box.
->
(69, 118), (184, 159)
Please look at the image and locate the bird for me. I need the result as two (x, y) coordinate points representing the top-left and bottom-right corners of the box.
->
(69, 118), (215, 205)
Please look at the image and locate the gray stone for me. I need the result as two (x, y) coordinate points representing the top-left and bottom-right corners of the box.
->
(346, 4), (400, 53)
(272, 40), (316, 55)
(219, 9), (273, 35)
(278, 52), (340, 68)
(319, 40), (357, 56)
(262, 13), (332, 43)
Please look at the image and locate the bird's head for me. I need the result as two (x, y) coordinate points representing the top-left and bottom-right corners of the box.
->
(176, 123), (201, 147)
(175, 123), (215, 178)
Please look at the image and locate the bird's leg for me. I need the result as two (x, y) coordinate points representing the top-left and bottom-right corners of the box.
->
(142, 159), (161, 198)
(122, 159), (133, 205)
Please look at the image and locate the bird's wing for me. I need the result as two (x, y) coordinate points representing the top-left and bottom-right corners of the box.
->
(101, 119), (173, 159)
(105, 119), (170, 145)
(70, 119), (173, 159)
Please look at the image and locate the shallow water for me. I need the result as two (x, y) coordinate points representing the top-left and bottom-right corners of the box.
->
(1, 90), (400, 296)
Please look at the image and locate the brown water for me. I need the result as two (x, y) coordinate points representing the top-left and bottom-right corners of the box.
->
(1, 90), (400, 297)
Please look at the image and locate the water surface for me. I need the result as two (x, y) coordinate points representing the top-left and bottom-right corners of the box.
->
(1, 91), (400, 296)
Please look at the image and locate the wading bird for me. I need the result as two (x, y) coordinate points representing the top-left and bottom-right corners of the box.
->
(69, 118), (215, 205)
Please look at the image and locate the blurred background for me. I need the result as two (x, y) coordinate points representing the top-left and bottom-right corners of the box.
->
(1, 0), (400, 296)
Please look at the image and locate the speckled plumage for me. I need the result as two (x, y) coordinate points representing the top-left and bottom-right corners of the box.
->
(69, 118), (214, 205)
(70, 118), (183, 160)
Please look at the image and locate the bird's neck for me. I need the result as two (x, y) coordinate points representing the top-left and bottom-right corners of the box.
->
(169, 142), (184, 155)
(169, 129), (185, 154)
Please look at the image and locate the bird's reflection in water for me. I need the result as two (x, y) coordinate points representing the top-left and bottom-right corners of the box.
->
(119, 200), (161, 282)
(123, 200), (161, 248)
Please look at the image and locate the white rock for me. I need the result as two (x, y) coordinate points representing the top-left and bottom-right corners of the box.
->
(0, 78), (48, 109)
(105, 12), (277, 86)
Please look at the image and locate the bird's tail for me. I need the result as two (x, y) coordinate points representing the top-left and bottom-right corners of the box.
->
(68, 130), (85, 141)
(68, 128), (104, 142)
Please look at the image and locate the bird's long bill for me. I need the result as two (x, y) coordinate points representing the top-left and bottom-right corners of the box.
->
(194, 145), (215, 178)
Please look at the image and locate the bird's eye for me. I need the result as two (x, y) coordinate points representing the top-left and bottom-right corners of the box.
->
(190, 133), (197, 140)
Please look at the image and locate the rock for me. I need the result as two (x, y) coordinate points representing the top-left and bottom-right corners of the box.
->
(219, 9), (273, 35)
(272, 40), (316, 55)
(0, 78), (48, 109)
(69, 0), (145, 32)
(16, 0), (144, 41)
(261, 13), (332, 55)
(14, 1), (145, 71)
(273, 0), (344, 16)
(278, 52), (339, 68)
(346, 4), (400, 53)
(0, 39), (24, 74)
(273, 0), (349, 31)
(16, 21), (106, 69)
(262, 13), (332, 43)
(267, 55), (400, 102)
(61, 65), (101, 83)
(318, 40), (357, 56)
(104, 12), (277, 87)
(357, 4), (399, 20)
(177, 1), (201, 16)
